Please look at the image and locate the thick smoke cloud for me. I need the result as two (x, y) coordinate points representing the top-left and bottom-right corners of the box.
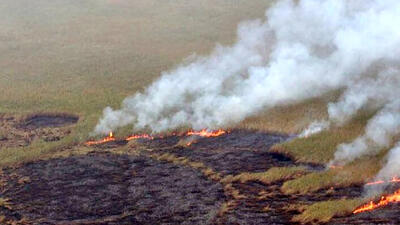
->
(96, 0), (400, 136)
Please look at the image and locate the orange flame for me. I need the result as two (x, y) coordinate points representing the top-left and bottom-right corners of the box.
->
(85, 132), (115, 146)
(329, 165), (343, 169)
(353, 189), (400, 214)
(366, 180), (385, 186)
(125, 134), (154, 141)
(186, 129), (226, 137)
(365, 177), (400, 186)
(86, 129), (226, 146)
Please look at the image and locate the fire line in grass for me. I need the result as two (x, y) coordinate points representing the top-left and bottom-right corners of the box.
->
(353, 177), (400, 214)
(353, 189), (400, 214)
(186, 129), (227, 137)
(365, 177), (400, 186)
(85, 129), (228, 146)
(85, 132), (116, 146)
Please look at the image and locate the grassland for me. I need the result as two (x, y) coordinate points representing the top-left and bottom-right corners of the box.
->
(0, 0), (389, 223)
(0, 0), (274, 165)
(291, 199), (363, 224)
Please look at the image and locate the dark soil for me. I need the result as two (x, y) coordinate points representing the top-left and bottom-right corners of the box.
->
(0, 152), (225, 225)
(0, 113), (77, 149)
(1, 130), (400, 224)
(216, 181), (364, 225)
(19, 114), (79, 129)
(151, 130), (294, 176)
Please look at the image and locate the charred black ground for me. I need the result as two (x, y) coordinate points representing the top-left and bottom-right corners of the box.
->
(0, 129), (399, 224)
(19, 113), (79, 129)
(0, 113), (78, 149)
(0, 152), (224, 224)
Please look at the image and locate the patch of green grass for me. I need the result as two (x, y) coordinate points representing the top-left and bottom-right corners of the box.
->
(281, 154), (385, 195)
(271, 111), (372, 164)
(238, 95), (332, 134)
(292, 198), (362, 224)
(0, 137), (74, 167)
(221, 166), (308, 185)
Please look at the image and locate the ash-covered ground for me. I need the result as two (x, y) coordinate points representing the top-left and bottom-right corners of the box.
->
(0, 120), (399, 224)
(0, 114), (78, 149)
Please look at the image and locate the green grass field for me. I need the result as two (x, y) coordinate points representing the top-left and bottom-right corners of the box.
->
(0, 0), (387, 223)
(0, 0), (274, 164)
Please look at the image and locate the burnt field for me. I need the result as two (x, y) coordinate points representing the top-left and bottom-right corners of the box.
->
(0, 113), (78, 149)
(0, 128), (399, 224)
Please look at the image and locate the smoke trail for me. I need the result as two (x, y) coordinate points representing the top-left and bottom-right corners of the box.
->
(95, 0), (400, 135)
(375, 142), (400, 180)
(299, 120), (330, 138)
(328, 97), (400, 166)
(363, 142), (400, 196)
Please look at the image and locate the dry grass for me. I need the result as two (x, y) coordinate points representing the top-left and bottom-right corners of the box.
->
(152, 152), (222, 181)
(0, 198), (12, 210)
(221, 166), (308, 185)
(281, 153), (385, 195)
(292, 199), (362, 224)
(238, 92), (338, 134)
(0, 2), (389, 224)
(218, 200), (236, 216)
(0, 0), (274, 167)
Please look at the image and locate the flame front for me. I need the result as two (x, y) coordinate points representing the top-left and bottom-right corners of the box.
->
(186, 129), (226, 137)
(85, 129), (226, 146)
(85, 132), (154, 146)
(365, 177), (400, 186)
(85, 132), (115, 146)
(353, 189), (400, 214)
(329, 165), (343, 170)
(125, 134), (154, 141)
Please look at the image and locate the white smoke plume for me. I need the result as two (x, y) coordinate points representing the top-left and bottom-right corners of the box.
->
(95, 0), (400, 135)
(375, 142), (400, 181)
(328, 69), (400, 125)
(299, 120), (330, 138)
(329, 101), (400, 166)
(363, 141), (400, 196)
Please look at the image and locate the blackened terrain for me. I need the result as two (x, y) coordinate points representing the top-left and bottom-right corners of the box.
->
(0, 129), (399, 224)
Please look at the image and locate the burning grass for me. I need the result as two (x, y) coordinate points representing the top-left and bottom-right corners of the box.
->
(353, 189), (400, 214)
(0, 1), (389, 223)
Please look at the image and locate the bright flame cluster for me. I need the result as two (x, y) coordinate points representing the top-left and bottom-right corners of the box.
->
(186, 129), (226, 137)
(85, 132), (153, 146)
(126, 134), (154, 141)
(85, 132), (116, 146)
(353, 189), (400, 214)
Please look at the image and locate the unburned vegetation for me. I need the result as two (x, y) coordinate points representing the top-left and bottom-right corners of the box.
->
(0, 0), (398, 224)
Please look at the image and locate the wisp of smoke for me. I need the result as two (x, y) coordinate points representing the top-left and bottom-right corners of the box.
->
(299, 120), (330, 138)
(329, 100), (400, 166)
(95, 0), (400, 137)
(363, 142), (400, 196)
